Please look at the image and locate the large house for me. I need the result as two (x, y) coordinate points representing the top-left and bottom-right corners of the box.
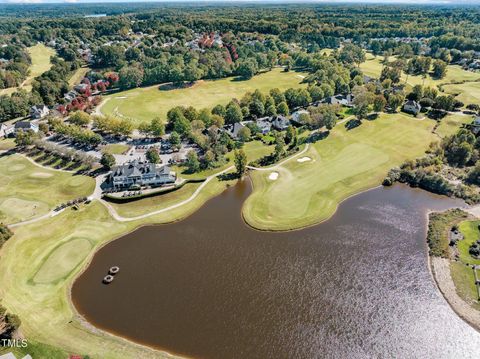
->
(256, 118), (272, 134)
(271, 115), (290, 131)
(324, 94), (354, 107)
(226, 121), (253, 139)
(403, 100), (422, 115)
(291, 110), (309, 125)
(14, 121), (39, 134)
(0, 123), (15, 138)
(109, 160), (176, 190)
(30, 105), (49, 120)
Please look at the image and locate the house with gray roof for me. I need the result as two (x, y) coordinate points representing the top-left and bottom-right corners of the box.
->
(108, 160), (176, 190)
(403, 100), (421, 115)
(14, 121), (39, 134)
(30, 105), (49, 120)
(226, 121), (253, 139)
(324, 94), (355, 107)
(271, 115), (290, 131)
(0, 124), (14, 138)
(255, 117), (272, 134)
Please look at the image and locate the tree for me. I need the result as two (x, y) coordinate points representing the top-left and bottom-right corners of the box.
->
(150, 117), (165, 137)
(388, 93), (405, 113)
(373, 95), (387, 113)
(118, 65), (144, 90)
(308, 86), (324, 102)
(237, 59), (258, 79)
(249, 99), (265, 118)
(14, 129), (34, 147)
(225, 101), (243, 124)
(186, 150), (200, 173)
(170, 131), (181, 147)
(285, 125), (296, 144)
(274, 132), (286, 159)
(234, 149), (247, 177)
(212, 104), (226, 118)
(432, 60), (448, 79)
(238, 126), (251, 142)
(0, 223), (13, 248)
(69, 111), (91, 126)
(277, 101), (289, 116)
(101, 152), (115, 169)
(146, 147), (160, 164)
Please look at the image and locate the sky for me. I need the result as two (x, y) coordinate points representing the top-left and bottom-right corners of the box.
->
(1, 0), (480, 4)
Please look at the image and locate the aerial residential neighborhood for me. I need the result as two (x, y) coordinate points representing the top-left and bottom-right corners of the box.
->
(2, 2), (480, 359)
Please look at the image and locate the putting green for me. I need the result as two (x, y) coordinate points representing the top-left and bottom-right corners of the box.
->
(243, 113), (438, 230)
(33, 237), (92, 284)
(101, 68), (307, 126)
(0, 197), (49, 224)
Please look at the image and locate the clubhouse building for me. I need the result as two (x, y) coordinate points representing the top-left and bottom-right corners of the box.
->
(108, 160), (176, 190)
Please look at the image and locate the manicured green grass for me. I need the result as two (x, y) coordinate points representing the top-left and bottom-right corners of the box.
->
(0, 138), (15, 151)
(101, 68), (307, 126)
(0, 44), (55, 96)
(450, 261), (480, 311)
(435, 114), (474, 139)
(0, 154), (95, 224)
(443, 81), (480, 106)
(0, 339), (68, 359)
(458, 220), (480, 266)
(243, 113), (440, 230)
(360, 53), (480, 90)
(101, 143), (130, 155)
(68, 67), (91, 87)
(33, 237), (93, 284)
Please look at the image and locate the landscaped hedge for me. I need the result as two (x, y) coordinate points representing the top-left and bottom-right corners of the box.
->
(103, 178), (206, 203)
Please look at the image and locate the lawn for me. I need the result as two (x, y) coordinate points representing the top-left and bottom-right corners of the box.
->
(450, 261), (480, 311)
(458, 220), (480, 266)
(360, 53), (480, 91)
(443, 81), (480, 106)
(101, 143), (130, 155)
(0, 154), (95, 224)
(0, 173), (236, 359)
(435, 114), (474, 139)
(101, 67), (307, 126)
(68, 67), (91, 87)
(0, 138), (15, 151)
(0, 44), (55, 96)
(243, 113), (439, 230)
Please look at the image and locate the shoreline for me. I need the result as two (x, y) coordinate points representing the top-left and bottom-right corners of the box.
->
(430, 256), (480, 333)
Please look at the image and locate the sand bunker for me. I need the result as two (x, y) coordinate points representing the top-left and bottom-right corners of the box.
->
(268, 172), (279, 181)
(297, 157), (312, 163)
(116, 96), (127, 99)
(31, 172), (53, 178)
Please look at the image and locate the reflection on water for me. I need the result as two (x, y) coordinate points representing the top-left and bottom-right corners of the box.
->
(72, 181), (480, 359)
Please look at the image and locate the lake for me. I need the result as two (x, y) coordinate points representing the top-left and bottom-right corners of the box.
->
(72, 181), (480, 359)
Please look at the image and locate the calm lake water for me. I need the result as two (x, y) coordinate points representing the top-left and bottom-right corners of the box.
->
(72, 181), (480, 359)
